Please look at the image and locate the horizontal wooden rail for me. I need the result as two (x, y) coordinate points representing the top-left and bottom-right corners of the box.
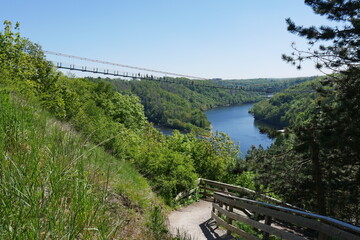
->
(212, 192), (360, 240)
(199, 178), (300, 210)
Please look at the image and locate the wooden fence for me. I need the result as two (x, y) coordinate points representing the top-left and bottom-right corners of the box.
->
(199, 178), (296, 209)
(199, 179), (360, 240)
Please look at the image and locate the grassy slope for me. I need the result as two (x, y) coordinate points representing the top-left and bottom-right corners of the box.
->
(0, 90), (166, 239)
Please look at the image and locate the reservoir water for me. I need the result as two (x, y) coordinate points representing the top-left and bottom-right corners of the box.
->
(206, 103), (274, 156)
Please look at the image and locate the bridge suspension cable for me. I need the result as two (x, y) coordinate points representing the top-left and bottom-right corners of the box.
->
(51, 61), (248, 91)
(46, 51), (317, 94)
(45, 50), (207, 80)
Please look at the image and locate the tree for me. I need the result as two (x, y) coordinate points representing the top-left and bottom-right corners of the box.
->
(247, 1), (360, 223)
(282, 0), (360, 220)
(282, 0), (360, 72)
(0, 20), (65, 117)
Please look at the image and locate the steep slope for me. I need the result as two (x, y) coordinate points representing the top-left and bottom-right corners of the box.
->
(1, 22), (244, 240)
(0, 90), (166, 239)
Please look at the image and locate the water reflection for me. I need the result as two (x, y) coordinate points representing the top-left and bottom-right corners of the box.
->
(206, 103), (275, 156)
(254, 119), (281, 130)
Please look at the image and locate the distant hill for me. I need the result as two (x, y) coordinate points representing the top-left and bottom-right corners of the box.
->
(89, 77), (261, 134)
(249, 76), (322, 127)
(87, 76), (317, 134)
(211, 76), (318, 94)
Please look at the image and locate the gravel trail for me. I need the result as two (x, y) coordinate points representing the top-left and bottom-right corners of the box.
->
(168, 200), (236, 240)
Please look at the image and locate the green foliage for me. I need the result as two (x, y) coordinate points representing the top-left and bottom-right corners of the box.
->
(283, 0), (360, 70)
(94, 81), (146, 130)
(89, 77), (262, 134)
(147, 206), (169, 239)
(1, 21), (244, 205)
(227, 171), (257, 190)
(250, 78), (321, 127)
(0, 21), (212, 238)
(213, 76), (317, 93)
(58, 79), (203, 203)
(0, 21), (65, 118)
(133, 140), (198, 202)
(247, 71), (360, 223)
(0, 90), (158, 239)
(193, 132), (240, 181)
(235, 222), (262, 238)
(85, 76), (316, 136)
(166, 131), (240, 182)
(258, 0), (360, 223)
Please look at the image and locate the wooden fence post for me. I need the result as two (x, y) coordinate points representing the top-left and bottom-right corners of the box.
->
(224, 188), (229, 210)
(263, 215), (272, 240)
(201, 179), (207, 198)
(227, 205), (234, 235)
(212, 200), (215, 212)
(219, 201), (223, 218)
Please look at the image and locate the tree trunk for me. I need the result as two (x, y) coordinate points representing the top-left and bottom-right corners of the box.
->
(310, 139), (326, 215)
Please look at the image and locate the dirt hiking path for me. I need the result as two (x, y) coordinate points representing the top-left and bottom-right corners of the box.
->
(168, 200), (236, 240)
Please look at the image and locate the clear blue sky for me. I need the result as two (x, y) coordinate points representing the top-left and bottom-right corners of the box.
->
(1, 0), (333, 79)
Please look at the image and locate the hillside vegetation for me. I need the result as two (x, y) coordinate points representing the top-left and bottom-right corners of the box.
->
(249, 77), (322, 127)
(246, 72), (360, 223)
(0, 21), (249, 238)
(87, 76), (316, 134)
(2, 0), (359, 234)
(90, 77), (259, 134)
(238, 0), (360, 225)
(212, 76), (317, 93)
(0, 90), (161, 239)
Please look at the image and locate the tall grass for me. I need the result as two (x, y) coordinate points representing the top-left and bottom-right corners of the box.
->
(0, 90), (168, 239)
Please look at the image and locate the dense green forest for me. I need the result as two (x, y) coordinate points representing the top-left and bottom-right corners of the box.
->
(249, 77), (322, 127)
(245, 0), (360, 225)
(246, 70), (360, 224)
(212, 76), (317, 93)
(85, 76), (316, 134)
(94, 78), (259, 134)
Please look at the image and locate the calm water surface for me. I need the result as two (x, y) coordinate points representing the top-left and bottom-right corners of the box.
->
(206, 103), (274, 156)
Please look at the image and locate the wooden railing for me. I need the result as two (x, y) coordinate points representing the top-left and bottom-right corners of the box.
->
(199, 178), (297, 209)
(198, 179), (360, 240)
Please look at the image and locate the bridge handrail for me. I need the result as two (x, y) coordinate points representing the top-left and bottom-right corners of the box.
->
(213, 192), (360, 240)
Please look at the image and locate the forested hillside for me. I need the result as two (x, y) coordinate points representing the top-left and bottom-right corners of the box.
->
(249, 77), (322, 127)
(246, 71), (360, 224)
(0, 21), (249, 239)
(89, 78), (259, 134)
(246, 0), (360, 225)
(212, 76), (317, 93)
(86, 76), (316, 134)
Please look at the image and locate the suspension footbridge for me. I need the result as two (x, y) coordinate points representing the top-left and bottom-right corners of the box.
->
(45, 50), (249, 91)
